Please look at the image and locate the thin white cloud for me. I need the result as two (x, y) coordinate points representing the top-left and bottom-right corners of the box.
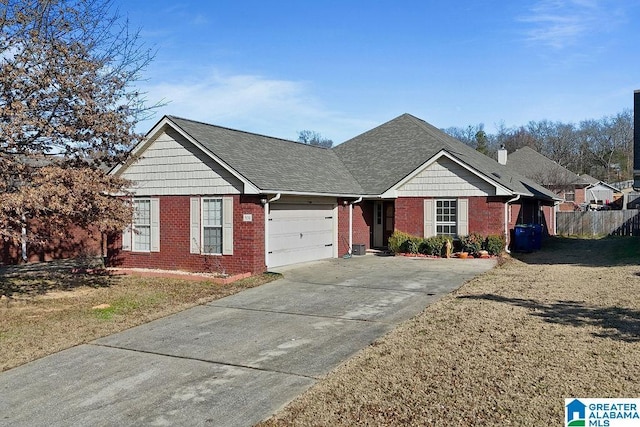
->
(520, 0), (623, 49)
(139, 71), (375, 143)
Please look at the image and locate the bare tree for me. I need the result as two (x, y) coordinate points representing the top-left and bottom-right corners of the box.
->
(580, 111), (633, 182)
(443, 124), (484, 148)
(0, 0), (156, 246)
(451, 112), (633, 183)
(297, 130), (333, 148)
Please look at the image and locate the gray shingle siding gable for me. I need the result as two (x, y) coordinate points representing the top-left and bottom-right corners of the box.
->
(166, 116), (363, 195)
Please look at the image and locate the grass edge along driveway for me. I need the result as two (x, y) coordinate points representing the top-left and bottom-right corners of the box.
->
(261, 237), (640, 426)
(0, 265), (279, 372)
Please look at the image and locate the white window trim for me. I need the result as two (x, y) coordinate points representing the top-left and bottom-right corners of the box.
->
(190, 196), (234, 256)
(424, 198), (468, 238)
(133, 199), (151, 252)
(201, 197), (223, 255)
(436, 199), (458, 237)
(123, 198), (160, 253)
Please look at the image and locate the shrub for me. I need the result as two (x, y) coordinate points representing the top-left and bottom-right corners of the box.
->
(460, 232), (484, 255)
(418, 238), (438, 256)
(484, 234), (506, 256)
(419, 235), (452, 256)
(388, 230), (414, 253)
(407, 237), (423, 254)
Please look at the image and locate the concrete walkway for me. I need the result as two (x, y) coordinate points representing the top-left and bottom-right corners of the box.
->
(0, 255), (495, 427)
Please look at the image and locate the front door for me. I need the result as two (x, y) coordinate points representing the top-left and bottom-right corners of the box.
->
(373, 201), (395, 248)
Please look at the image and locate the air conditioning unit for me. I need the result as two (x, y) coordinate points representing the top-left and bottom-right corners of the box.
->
(352, 244), (365, 255)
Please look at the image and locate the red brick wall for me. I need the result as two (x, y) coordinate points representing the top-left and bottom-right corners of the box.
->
(395, 198), (424, 236)
(395, 197), (507, 238)
(1, 225), (102, 265)
(108, 195), (266, 275)
(541, 205), (555, 235)
(469, 197), (506, 236)
(337, 200), (373, 254)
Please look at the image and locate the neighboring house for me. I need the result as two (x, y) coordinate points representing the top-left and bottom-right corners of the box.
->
(108, 114), (559, 274)
(584, 180), (623, 208)
(502, 146), (593, 212)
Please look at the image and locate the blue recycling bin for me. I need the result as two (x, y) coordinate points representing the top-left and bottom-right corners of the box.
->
(513, 225), (533, 252)
(531, 224), (543, 250)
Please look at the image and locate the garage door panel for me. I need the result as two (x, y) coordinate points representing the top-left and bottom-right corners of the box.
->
(269, 229), (334, 251)
(268, 203), (335, 268)
(269, 218), (333, 235)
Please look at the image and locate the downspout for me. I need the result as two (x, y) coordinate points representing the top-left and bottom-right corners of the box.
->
(348, 197), (363, 255)
(264, 193), (281, 269)
(504, 194), (521, 254)
(553, 199), (561, 236)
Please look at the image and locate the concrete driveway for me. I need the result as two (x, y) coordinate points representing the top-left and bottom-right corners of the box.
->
(0, 255), (495, 427)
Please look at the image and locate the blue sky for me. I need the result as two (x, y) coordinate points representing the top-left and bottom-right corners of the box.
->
(117, 0), (640, 143)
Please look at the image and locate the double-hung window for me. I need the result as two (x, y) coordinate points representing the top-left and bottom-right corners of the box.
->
(436, 199), (457, 237)
(190, 196), (234, 256)
(424, 198), (468, 238)
(133, 199), (151, 251)
(202, 198), (223, 254)
(122, 198), (159, 252)
(565, 190), (575, 202)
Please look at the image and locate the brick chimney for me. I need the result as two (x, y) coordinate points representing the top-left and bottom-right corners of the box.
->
(634, 90), (640, 190)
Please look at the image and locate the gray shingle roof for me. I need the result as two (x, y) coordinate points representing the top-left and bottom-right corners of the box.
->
(505, 146), (588, 187)
(166, 116), (363, 195)
(334, 114), (558, 200)
(147, 114), (557, 201)
(579, 173), (600, 185)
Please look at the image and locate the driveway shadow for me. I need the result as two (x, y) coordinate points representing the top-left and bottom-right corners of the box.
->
(459, 293), (640, 342)
(514, 236), (640, 267)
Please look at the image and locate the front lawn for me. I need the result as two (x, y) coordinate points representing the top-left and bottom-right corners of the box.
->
(0, 261), (278, 372)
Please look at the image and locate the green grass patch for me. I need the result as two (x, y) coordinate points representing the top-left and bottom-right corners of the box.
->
(92, 292), (168, 320)
(606, 236), (640, 263)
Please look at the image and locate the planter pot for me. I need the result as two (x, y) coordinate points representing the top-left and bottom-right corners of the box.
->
(458, 252), (468, 259)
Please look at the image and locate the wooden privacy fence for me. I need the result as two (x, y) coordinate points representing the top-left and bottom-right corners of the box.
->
(557, 211), (640, 236)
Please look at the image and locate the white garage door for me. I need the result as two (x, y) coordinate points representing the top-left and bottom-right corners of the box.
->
(268, 203), (335, 268)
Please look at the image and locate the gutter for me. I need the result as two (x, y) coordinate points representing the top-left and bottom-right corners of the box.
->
(504, 194), (521, 254)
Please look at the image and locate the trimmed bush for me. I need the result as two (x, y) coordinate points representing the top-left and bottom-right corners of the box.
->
(484, 234), (506, 256)
(419, 235), (451, 256)
(388, 230), (414, 254)
(418, 238), (437, 256)
(460, 232), (484, 256)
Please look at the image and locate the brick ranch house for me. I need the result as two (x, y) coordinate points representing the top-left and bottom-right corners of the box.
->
(105, 113), (559, 275)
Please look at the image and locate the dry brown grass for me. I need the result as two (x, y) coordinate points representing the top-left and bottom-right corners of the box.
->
(261, 237), (640, 426)
(0, 260), (279, 372)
